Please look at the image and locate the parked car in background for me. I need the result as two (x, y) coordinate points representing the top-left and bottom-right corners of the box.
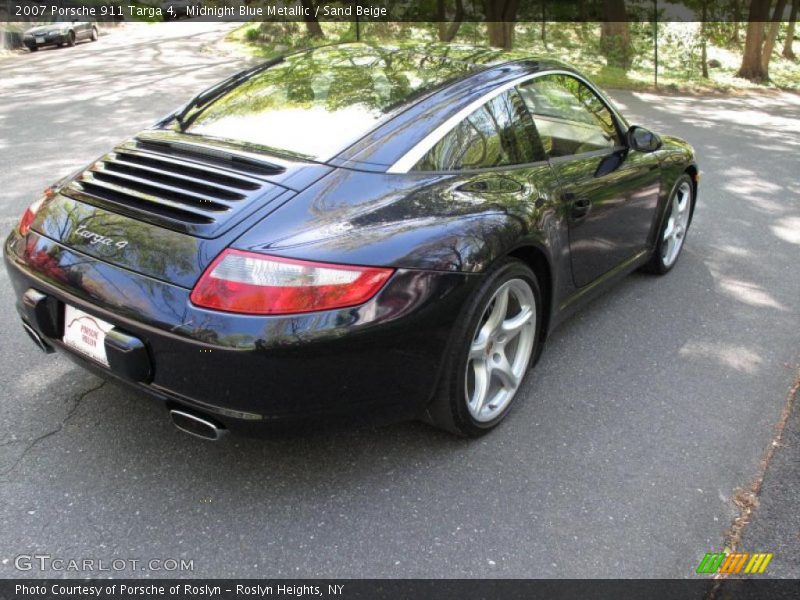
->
(23, 21), (97, 51)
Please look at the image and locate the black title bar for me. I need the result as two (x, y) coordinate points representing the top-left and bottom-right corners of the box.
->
(2, 0), (797, 24)
(4, 579), (800, 600)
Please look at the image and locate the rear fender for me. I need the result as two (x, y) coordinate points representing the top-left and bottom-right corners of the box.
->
(233, 167), (564, 274)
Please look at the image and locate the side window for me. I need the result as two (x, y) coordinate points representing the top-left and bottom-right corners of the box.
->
(414, 89), (546, 171)
(517, 74), (620, 158)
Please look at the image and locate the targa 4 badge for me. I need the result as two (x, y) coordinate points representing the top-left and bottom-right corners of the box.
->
(73, 225), (128, 249)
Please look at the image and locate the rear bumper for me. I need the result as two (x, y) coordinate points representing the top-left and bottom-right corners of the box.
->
(5, 230), (476, 433)
(24, 33), (68, 48)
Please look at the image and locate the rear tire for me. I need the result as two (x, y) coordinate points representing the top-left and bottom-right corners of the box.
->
(641, 174), (694, 275)
(29, 46), (38, 52)
(67, 31), (76, 47)
(91, 27), (98, 41)
(424, 258), (542, 437)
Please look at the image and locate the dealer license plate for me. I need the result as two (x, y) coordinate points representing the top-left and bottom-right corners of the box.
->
(35, 37), (44, 44)
(63, 305), (113, 366)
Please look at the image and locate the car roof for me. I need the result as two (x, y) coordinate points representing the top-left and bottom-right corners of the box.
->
(179, 42), (575, 164)
(325, 44), (581, 169)
(172, 42), (582, 168)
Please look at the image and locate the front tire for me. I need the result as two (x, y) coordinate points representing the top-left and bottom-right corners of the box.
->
(91, 27), (98, 41)
(424, 259), (541, 437)
(67, 31), (76, 47)
(642, 174), (694, 275)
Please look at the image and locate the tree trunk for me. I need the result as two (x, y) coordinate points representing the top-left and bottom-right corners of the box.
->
(484, 0), (519, 49)
(783, 0), (798, 58)
(300, 0), (324, 38)
(600, 0), (632, 70)
(701, 1), (709, 77)
(438, 0), (465, 42)
(540, 0), (547, 46)
(762, 0), (789, 70)
(736, 0), (772, 81)
(486, 23), (506, 48)
(505, 22), (514, 47)
(731, 0), (742, 44)
(701, 36), (709, 77)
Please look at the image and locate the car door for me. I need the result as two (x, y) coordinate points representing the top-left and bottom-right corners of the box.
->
(517, 74), (661, 288)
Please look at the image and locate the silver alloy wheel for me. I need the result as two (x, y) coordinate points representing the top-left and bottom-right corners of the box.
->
(465, 278), (536, 423)
(661, 181), (692, 267)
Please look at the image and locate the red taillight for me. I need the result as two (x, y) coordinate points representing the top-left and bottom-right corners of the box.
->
(18, 187), (54, 235)
(190, 249), (394, 315)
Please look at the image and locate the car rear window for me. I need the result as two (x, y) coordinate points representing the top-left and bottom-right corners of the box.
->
(179, 44), (476, 161)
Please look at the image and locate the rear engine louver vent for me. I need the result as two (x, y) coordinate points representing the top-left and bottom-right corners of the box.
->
(65, 139), (285, 236)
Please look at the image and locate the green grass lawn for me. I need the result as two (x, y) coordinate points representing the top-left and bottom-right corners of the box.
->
(228, 21), (800, 94)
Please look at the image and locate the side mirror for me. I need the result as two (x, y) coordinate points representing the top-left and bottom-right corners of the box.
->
(627, 125), (662, 152)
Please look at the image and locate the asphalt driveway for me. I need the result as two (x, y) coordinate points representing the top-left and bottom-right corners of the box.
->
(1, 23), (798, 578)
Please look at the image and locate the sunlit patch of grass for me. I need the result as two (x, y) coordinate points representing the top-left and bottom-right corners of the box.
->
(226, 22), (359, 58)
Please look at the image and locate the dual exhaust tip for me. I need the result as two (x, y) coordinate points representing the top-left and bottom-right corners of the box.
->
(23, 321), (226, 442)
(169, 409), (227, 441)
(22, 321), (54, 354)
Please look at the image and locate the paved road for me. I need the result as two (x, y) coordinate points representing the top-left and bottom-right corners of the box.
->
(740, 384), (799, 578)
(1, 24), (798, 579)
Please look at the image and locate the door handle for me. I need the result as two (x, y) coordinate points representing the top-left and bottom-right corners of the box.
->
(456, 178), (523, 194)
(458, 180), (488, 192)
(569, 196), (592, 220)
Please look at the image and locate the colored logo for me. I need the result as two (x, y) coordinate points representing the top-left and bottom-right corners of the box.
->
(696, 552), (773, 574)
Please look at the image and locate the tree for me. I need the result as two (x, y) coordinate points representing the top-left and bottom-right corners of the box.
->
(731, 0), (742, 44)
(736, 0), (773, 81)
(701, 1), (709, 78)
(485, 0), (520, 48)
(539, 0), (547, 47)
(300, 0), (324, 38)
(437, 0), (465, 42)
(599, 0), (632, 70)
(784, 0), (799, 58)
(762, 0), (789, 70)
